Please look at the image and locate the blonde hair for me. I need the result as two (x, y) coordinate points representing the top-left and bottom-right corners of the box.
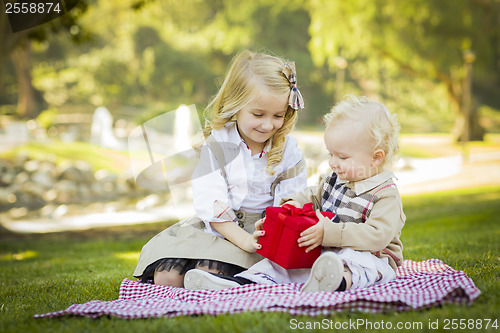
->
(324, 95), (400, 167)
(203, 50), (299, 174)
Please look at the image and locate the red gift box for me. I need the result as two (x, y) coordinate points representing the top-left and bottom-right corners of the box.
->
(257, 203), (336, 269)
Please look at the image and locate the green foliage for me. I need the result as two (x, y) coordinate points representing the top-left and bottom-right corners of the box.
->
(0, 186), (498, 332)
(307, 0), (500, 114)
(0, 105), (17, 116)
(36, 108), (58, 129)
(26, 0), (91, 44)
(2, 0), (499, 133)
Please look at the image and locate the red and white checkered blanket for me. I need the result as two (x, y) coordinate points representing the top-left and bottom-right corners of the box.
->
(35, 259), (480, 319)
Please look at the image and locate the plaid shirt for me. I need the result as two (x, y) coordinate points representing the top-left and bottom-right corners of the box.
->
(321, 171), (397, 224)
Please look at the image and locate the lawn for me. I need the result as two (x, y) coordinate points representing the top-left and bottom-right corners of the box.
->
(0, 141), (130, 174)
(1, 186), (499, 333)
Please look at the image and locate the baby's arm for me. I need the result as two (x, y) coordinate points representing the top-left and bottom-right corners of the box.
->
(322, 191), (405, 251)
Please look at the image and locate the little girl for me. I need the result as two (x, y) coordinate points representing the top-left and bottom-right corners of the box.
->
(133, 50), (308, 287)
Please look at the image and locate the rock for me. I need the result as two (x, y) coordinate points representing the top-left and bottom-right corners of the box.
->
(0, 153), (157, 215)
(24, 159), (39, 173)
(15, 191), (46, 210)
(21, 181), (46, 198)
(42, 189), (58, 202)
(52, 205), (68, 218)
(78, 183), (91, 200)
(58, 164), (85, 182)
(31, 170), (54, 188)
(40, 204), (56, 218)
(0, 171), (15, 187)
(74, 160), (95, 182)
(14, 153), (30, 166)
(0, 188), (15, 209)
(9, 207), (28, 219)
(54, 180), (79, 203)
(115, 181), (130, 195)
(14, 171), (30, 184)
(94, 169), (117, 183)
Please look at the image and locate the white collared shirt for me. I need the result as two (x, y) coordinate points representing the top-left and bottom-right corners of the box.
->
(191, 122), (307, 235)
(337, 170), (397, 195)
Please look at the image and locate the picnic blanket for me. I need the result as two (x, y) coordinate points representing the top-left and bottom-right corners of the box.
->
(34, 259), (480, 319)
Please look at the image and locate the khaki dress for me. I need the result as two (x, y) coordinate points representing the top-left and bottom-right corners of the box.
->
(133, 210), (264, 277)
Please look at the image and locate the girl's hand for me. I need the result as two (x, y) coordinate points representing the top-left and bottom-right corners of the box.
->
(242, 233), (262, 253)
(255, 217), (266, 231)
(250, 218), (265, 250)
(210, 221), (261, 253)
(297, 210), (327, 253)
(252, 229), (265, 245)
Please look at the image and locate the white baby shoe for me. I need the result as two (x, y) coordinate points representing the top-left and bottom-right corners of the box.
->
(300, 252), (344, 292)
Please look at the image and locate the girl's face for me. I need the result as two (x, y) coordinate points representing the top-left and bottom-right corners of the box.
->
(236, 89), (288, 154)
(324, 120), (384, 182)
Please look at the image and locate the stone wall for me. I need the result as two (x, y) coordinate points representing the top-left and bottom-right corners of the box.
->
(0, 154), (162, 219)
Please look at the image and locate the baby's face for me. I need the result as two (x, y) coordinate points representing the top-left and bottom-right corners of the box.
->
(323, 121), (380, 182)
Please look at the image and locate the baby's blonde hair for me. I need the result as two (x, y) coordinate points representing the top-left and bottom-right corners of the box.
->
(324, 95), (400, 167)
(203, 50), (299, 174)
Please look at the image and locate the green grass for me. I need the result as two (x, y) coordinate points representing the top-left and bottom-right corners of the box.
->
(399, 133), (500, 158)
(0, 141), (129, 173)
(1, 186), (499, 332)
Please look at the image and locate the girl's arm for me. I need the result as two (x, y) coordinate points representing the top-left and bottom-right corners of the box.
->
(210, 221), (262, 253)
(191, 143), (238, 233)
(192, 140), (263, 251)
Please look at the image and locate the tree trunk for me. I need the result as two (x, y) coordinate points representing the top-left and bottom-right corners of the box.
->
(469, 104), (485, 141)
(11, 41), (40, 119)
(453, 103), (485, 142)
(0, 53), (7, 100)
(436, 70), (485, 142)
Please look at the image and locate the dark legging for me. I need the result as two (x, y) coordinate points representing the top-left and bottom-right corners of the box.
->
(140, 258), (245, 284)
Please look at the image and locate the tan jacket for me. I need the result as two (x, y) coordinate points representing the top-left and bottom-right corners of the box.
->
(281, 171), (405, 271)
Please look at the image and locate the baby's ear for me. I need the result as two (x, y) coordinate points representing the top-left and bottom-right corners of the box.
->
(371, 148), (385, 167)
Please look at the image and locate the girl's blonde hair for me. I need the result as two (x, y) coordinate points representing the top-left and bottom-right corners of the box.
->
(324, 95), (400, 167)
(203, 50), (299, 174)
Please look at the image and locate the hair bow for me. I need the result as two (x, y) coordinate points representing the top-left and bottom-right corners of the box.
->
(282, 62), (305, 110)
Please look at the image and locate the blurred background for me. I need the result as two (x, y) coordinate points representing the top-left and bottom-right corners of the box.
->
(1, 0), (499, 233)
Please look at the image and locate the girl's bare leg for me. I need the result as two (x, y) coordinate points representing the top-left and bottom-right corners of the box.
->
(154, 269), (185, 287)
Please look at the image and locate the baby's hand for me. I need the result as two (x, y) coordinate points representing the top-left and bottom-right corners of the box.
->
(297, 210), (327, 253)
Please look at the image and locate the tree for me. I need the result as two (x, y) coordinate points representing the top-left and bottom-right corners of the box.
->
(308, 0), (500, 140)
(0, 0), (89, 118)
